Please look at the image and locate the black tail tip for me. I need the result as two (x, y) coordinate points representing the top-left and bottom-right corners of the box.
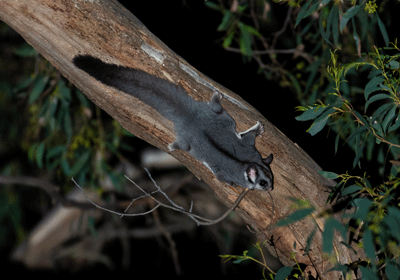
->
(72, 54), (103, 70)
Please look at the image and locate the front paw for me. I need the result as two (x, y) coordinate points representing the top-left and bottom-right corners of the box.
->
(257, 122), (265, 138)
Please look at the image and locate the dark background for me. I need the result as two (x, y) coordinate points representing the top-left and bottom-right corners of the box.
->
(2, 0), (356, 277)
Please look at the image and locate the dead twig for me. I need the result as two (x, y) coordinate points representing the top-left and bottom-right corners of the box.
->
(72, 168), (251, 226)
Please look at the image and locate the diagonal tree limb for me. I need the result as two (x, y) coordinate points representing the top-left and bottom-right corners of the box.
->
(0, 0), (364, 277)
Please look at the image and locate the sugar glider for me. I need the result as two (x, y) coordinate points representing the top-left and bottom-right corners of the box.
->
(73, 55), (274, 191)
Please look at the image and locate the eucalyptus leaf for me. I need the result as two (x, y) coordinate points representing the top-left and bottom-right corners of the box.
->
(353, 111), (370, 130)
(363, 228), (376, 261)
(382, 106), (397, 134)
(217, 10), (233, 31)
(223, 31), (235, 48)
(295, 0), (312, 27)
(239, 23), (252, 57)
(371, 103), (392, 123)
(238, 22), (261, 37)
(13, 43), (38, 57)
(308, 117), (328, 135)
(323, 217), (346, 253)
(275, 207), (315, 227)
(365, 93), (392, 112)
(388, 113), (400, 133)
(275, 266), (293, 280)
(29, 74), (49, 104)
(359, 267), (379, 280)
(340, 5), (360, 32)
(318, 171), (339, 179)
(69, 150), (91, 177)
(296, 106), (324, 121)
(35, 142), (45, 169)
(319, 8), (331, 44)
(385, 262), (400, 280)
(341, 184), (362, 197)
(376, 14), (389, 46)
(352, 198), (372, 220)
(364, 76), (385, 99)
(331, 5), (339, 46)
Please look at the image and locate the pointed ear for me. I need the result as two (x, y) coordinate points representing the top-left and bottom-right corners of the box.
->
(263, 153), (273, 165)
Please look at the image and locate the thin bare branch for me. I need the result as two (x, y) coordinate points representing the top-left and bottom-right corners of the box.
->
(71, 177), (161, 217)
(71, 170), (251, 226)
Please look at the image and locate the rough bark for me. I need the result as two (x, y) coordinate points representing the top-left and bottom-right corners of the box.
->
(0, 0), (362, 277)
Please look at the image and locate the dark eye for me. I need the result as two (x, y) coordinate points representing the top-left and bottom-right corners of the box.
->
(259, 180), (267, 187)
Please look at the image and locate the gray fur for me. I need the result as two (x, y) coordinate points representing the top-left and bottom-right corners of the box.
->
(73, 55), (274, 191)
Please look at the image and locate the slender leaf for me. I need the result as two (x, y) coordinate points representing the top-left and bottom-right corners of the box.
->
(239, 22), (252, 57)
(223, 30), (235, 48)
(295, 0), (312, 27)
(365, 93), (392, 112)
(386, 206), (400, 241)
(69, 150), (91, 177)
(58, 80), (71, 104)
(382, 105), (397, 134)
(376, 13), (389, 46)
(319, 7), (331, 44)
(323, 217), (347, 253)
(352, 198), (372, 220)
(334, 134), (340, 154)
(35, 142), (45, 169)
(331, 5), (339, 46)
(319, 171), (339, 179)
(238, 22), (261, 37)
(13, 42), (38, 57)
(327, 181), (344, 203)
(308, 117), (328, 135)
(371, 103), (392, 123)
(386, 262), (400, 280)
(340, 5), (360, 32)
(353, 111), (370, 129)
(61, 156), (71, 176)
(307, 107), (336, 135)
(352, 17), (361, 57)
(28, 74), (49, 104)
(359, 267), (379, 280)
(343, 61), (369, 76)
(341, 184), (362, 197)
(363, 228), (376, 261)
(296, 106), (325, 121)
(388, 113), (400, 133)
(217, 10), (233, 31)
(204, 1), (221, 11)
(388, 60), (400, 70)
(287, 72), (302, 98)
(364, 76), (385, 99)
(305, 227), (317, 254)
(275, 207), (315, 227)
(275, 266), (293, 280)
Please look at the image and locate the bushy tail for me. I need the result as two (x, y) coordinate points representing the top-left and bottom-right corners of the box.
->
(73, 55), (192, 120)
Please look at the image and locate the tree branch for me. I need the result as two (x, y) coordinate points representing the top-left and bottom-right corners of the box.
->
(0, 0), (364, 277)
(71, 169), (251, 226)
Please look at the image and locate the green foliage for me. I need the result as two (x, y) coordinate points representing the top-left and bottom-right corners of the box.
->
(220, 240), (308, 279)
(0, 35), (135, 249)
(296, 46), (400, 169)
(205, 1), (260, 58)
(295, 0), (389, 49)
(275, 168), (400, 278)
(207, 0), (400, 278)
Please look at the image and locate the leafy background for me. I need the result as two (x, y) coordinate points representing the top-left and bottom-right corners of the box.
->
(1, 0), (400, 279)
